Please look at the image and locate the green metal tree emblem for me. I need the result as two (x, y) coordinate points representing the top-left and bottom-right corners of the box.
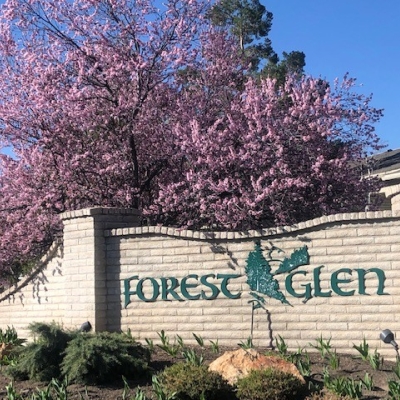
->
(245, 241), (309, 308)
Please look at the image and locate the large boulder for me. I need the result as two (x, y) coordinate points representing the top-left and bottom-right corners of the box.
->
(208, 348), (305, 385)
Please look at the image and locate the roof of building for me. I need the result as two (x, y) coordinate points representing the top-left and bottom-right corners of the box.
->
(369, 149), (400, 174)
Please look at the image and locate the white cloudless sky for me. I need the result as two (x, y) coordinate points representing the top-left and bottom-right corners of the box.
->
(267, 0), (400, 152)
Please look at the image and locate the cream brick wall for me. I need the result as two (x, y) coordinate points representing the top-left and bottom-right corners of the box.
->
(0, 208), (400, 360)
(0, 208), (140, 339)
(392, 193), (400, 211)
(0, 243), (65, 339)
(60, 208), (140, 331)
(107, 210), (400, 360)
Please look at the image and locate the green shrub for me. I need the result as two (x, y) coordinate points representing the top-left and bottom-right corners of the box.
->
(8, 322), (76, 382)
(159, 362), (235, 400)
(305, 392), (352, 400)
(236, 368), (306, 400)
(61, 331), (150, 384)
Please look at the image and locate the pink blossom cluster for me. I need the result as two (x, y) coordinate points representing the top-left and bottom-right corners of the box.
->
(151, 74), (383, 229)
(0, 0), (383, 280)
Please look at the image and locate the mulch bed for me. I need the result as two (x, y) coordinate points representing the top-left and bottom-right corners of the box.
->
(0, 346), (396, 399)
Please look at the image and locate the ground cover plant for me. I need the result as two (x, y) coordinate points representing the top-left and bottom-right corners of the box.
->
(160, 362), (235, 400)
(0, 326), (398, 399)
(7, 322), (77, 382)
(61, 332), (151, 385)
(236, 368), (306, 400)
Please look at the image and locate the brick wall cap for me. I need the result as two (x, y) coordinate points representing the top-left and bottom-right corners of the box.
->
(104, 210), (400, 240)
(60, 207), (140, 221)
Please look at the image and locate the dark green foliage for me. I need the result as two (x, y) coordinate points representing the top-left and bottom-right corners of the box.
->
(262, 51), (306, 86)
(7, 322), (77, 382)
(7, 323), (150, 385)
(209, 0), (273, 45)
(208, 0), (306, 81)
(61, 331), (150, 385)
(159, 362), (235, 400)
(236, 368), (306, 400)
(208, 0), (275, 70)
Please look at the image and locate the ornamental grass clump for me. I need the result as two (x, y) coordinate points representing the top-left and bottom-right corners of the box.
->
(236, 368), (306, 400)
(0, 326), (26, 366)
(61, 331), (150, 385)
(159, 362), (235, 400)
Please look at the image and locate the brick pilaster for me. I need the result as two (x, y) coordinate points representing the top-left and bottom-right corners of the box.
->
(60, 208), (140, 331)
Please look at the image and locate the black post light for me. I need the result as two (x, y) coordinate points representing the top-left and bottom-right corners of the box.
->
(380, 329), (399, 359)
(80, 321), (92, 332)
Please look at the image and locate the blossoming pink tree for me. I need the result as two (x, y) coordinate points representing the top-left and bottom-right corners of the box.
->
(151, 73), (383, 229)
(0, 0), (214, 280)
(0, 0), (383, 281)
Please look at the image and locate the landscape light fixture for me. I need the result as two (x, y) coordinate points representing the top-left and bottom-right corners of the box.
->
(380, 329), (399, 359)
(80, 321), (92, 333)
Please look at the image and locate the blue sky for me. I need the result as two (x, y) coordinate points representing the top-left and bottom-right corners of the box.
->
(267, 0), (400, 152)
(0, 1), (397, 154)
